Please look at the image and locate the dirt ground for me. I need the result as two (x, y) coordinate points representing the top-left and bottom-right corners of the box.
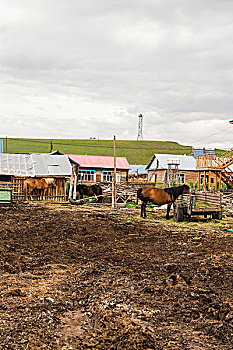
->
(0, 201), (232, 350)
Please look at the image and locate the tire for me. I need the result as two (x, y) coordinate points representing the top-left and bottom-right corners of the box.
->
(175, 206), (184, 222)
(212, 211), (222, 220)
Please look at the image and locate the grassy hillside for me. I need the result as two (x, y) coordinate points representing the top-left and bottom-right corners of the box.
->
(1, 138), (223, 165)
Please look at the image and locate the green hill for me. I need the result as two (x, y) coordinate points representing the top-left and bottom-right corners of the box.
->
(1, 138), (223, 165)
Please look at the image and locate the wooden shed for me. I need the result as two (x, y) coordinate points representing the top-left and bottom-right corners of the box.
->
(0, 153), (72, 201)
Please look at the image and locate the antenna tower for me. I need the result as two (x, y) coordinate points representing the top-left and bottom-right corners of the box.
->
(137, 114), (143, 140)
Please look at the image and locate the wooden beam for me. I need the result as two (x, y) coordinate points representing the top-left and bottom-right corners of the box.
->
(68, 166), (75, 200)
(113, 135), (117, 209)
(219, 171), (222, 190)
(198, 171), (201, 189)
(208, 170), (211, 190)
(73, 171), (77, 200)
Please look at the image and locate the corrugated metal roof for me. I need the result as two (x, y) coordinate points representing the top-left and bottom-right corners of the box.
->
(31, 154), (72, 176)
(146, 154), (197, 171)
(0, 153), (35, 176)
(67, 154), (131, 170)
(50, 150), (80, 166)
(0, 154), (72, 177)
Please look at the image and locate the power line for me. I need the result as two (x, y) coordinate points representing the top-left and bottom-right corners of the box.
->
(7, 123), (232, 153)
(192, 126), (232, 144)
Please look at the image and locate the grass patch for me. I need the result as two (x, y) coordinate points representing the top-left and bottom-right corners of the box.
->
(195, 202), (212, 208)
(1, 138), (195, 164)
(125, 201), (137, 208)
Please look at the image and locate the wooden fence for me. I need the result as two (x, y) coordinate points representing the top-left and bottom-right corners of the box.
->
(0, 177), (67, 201)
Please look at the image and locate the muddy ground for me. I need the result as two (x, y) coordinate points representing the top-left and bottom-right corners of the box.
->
(0, 201), (232, 350)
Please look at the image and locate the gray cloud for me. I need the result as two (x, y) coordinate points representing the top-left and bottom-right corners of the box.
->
(0, 0), (233, 149)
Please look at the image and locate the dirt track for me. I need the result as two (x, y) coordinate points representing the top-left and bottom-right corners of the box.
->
(0, 201), (232, 349)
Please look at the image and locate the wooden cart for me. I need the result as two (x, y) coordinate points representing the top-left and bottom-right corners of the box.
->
(0, 188), (13, 206)
(173, 191), (222, 222)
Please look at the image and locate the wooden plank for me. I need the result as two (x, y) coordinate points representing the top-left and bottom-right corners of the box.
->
(191, 209), (220, 214)
(205, 199), (221, 204)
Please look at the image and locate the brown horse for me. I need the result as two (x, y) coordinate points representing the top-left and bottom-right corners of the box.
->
(137, 184), (190, 219)
(23, 178), (56, 200)
(76, 184), (103, 203)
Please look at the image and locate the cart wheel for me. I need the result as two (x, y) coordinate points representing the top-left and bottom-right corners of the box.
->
(212, 212), (222, 220)
(175, 206), (184, 222)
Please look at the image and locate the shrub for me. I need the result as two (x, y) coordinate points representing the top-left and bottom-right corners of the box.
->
(187, 181), (194, 189)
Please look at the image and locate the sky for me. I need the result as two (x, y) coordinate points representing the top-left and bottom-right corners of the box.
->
(1, 0), (233, 149)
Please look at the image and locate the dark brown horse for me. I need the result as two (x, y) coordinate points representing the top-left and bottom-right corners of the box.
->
(23, 178), (55, 200)
(137, 184), (190, 219)
(76, 184), (103, 203)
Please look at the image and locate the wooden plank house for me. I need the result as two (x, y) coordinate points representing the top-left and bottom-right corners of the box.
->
(0, 153), (72, 201)
(146, 150), (226, 189)
(146, 153), (199, 186)
(51, 151), (131, 183)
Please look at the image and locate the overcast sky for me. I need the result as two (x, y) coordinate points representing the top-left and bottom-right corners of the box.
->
(1, 0), (233, 149)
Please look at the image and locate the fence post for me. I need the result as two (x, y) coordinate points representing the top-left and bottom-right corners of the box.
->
(113, 135), (117, 208)
(69, 166), (75, 200)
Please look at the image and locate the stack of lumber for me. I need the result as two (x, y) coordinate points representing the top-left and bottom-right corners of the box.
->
(115, 183), (138, 203)
(221, 193), (233, 213)
(99, 182), (138, 204)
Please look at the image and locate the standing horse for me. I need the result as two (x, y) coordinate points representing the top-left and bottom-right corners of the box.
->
(137, 184), (190, 219)
(23, 178), (56, 200)
(76, 184), (103, 203)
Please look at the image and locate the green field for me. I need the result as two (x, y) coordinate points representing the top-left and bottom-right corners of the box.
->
(1, 138), (223, 165)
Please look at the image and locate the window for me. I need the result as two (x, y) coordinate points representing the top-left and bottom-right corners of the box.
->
(200, 175), (214, 184)
(200, 174), (205, 184)
(177, 174), (185, 183)
(102, 171), (121, 182)
(78, 170), (96, 182)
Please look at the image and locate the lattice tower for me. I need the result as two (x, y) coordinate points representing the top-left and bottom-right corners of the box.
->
(137, 114), (143, 140)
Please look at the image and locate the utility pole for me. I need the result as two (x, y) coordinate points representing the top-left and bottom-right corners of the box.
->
(112, 135), (117, 208)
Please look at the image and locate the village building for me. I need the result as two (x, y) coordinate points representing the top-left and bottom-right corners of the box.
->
(193, 147), (233, 189)
(145, 150), (232, 189)
(128, 165), (148, 182)
(51, 151), (131, 183)
(0, 153), (72, 200)
(146, 153), (200, 186)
